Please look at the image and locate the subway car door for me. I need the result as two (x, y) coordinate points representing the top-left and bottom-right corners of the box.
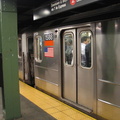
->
(77, 26), (95, 111)
(27, 37), (34, 85)
(62, 25), (95, 111)
(63, 29), (76, 103)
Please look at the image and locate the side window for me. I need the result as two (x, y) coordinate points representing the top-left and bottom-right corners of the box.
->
(35, 35), (43, 62)
(18, 39), (22, 58)
(80, 31), (92, 68)
(64, 32), (74, 66)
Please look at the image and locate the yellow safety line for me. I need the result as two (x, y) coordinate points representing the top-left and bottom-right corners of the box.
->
(19, 81), (96, 120)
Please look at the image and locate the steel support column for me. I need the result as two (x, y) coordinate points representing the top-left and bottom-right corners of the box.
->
(0, 0), (21, 119)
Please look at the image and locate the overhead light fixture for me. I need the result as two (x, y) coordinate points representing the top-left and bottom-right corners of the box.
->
(43, 9), (50, 15)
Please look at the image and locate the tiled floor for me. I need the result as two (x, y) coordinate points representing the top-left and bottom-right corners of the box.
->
(15, 95), (56, 120)
(19, 81), (96, 120)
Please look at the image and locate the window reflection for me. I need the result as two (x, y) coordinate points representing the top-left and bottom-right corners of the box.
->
(64, 33), (73, 65)
(80, 31), (92, 68)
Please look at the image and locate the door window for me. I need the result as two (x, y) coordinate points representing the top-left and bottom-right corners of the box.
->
(64, 33), (74, 66)
(35, 35), (43, 62)
(80, 31), (92, 68)
(18, 39), (22, 58)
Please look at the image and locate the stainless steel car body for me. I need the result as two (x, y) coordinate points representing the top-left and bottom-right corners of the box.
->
(18, 17), (120, 120)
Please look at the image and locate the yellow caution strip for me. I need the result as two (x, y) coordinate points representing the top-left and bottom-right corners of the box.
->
(19, 81), (96, 120)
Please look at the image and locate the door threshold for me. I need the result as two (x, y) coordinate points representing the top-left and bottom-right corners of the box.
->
(61, 97), (93, 113)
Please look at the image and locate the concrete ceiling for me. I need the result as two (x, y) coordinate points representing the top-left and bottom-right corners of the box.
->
(17, 0), (55, 31)
(17, 0), (120, 32)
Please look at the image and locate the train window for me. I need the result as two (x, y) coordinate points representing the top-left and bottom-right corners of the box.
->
(18, 39), (22, 58)
(80, 31), (92, 68)
(35, 35), (43, 62)
(64, 32), (74, 66)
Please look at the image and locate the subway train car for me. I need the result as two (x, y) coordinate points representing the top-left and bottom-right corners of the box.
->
(33, 20), (120, 120)
(18, 33), (34, 86)
(18, 1), (120, 120)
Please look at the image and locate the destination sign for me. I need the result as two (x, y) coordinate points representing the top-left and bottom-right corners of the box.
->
(34, 0), (100, 20)
(51, 0), (98, 13)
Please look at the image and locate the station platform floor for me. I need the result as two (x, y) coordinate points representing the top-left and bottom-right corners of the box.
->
(0, 81), (97, 120)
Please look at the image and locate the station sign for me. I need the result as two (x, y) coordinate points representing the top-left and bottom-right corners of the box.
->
(34, 0), (100, 20)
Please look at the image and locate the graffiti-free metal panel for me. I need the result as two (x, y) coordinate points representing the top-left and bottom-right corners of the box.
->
(34, 29), (60, 96)
(96, 19), (120, 119)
